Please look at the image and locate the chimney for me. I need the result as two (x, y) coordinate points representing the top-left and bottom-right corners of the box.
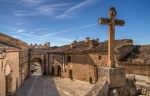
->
(44, 43), (47, 48)
(86, 37), (90, 42)
(46, 42), (50, 48)
(73, 40), (77, 44)
(70, 43), (73, 48)
(96, 38), (99, 43)
(89, 40), (98, 48)
(35, 43), (37, 48)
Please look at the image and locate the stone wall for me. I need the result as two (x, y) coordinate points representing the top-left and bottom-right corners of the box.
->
(28, 42), (50, 49)
(85, 77), (109, 96)
(19, 47), (29, 83)
(119, 63), (150, 76)
(126, 74), (150, 95)
(62, 53), (109, 82)
(0, 32), (29, 84)
(88, 53), (108, 67)
(0, 33), (29, 96)
(0, 32), (28, 48)
(0, 52), (20, 96)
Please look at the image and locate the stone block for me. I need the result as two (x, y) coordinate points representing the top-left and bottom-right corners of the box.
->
(135, 75), (147, 82)
(98, 67), (126, 88)
(126, 74), (135, 81)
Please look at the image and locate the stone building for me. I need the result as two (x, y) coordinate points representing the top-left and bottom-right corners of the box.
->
(0, 32), (51, 96)
(28, 42), (50, 75)
(0, 32), (150, 95)
(47, 37), (135, 83)
(119, 44), (150, 76)
(0, 32), (28, 96)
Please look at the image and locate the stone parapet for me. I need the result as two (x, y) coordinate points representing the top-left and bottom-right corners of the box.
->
(126, 74), (150, 95)
(85, 77), (109, 96)
(98, 67), (126, 88)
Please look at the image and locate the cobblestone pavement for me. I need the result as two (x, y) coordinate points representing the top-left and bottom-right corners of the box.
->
(15, 75), (94, 96)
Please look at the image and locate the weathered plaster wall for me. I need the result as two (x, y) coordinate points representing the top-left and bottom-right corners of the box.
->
(0, 52), (19, 96)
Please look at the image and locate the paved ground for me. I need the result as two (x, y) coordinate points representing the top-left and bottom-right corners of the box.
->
(15, 75), (94, 96)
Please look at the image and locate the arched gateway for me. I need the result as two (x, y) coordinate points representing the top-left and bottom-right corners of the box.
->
(4, 61), (13, 96)
(31, 57), (42, 75)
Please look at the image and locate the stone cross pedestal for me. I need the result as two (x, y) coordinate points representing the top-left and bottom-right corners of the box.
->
(98, 7), (126, 88)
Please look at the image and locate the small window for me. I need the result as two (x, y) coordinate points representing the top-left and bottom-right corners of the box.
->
(67, 56), (71, 63)
(98, 55), (101, 60)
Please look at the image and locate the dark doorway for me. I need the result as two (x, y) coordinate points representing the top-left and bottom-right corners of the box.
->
(69, 70), (72, 78)
(6, 75), (12, 96)
(57, 66), (61, 76)
(52, 67), (54, 76)
(94, 66), (98, 82)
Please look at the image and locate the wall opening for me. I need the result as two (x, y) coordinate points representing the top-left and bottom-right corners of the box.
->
(5, 64), (12, 96)
(69, 70), (72, 78)
(57, 66), (61, 76)
(94, 65), (98, 83)
(52, 67), (54, 76)
(31, 57), (42, 75)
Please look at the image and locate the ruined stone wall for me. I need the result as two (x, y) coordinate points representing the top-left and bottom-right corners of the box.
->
(85, 77), (109, 96)
(126, 74), (150, 95)
(119, 62), (150, 76)
(0, 52), (20, 96)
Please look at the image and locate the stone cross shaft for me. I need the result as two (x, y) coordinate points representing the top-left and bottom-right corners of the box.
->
(98, 7), (125, 68)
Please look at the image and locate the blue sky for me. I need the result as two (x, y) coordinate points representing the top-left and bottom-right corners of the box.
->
(0, 0), (150, 46)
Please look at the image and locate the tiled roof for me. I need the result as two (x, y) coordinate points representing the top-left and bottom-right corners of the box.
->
(48, 39), (133, 54)
(0, 32), (28, 48)
(0, 42), (20, 52)
(120, 45), (150, 65)
(89, 39), (133, 52)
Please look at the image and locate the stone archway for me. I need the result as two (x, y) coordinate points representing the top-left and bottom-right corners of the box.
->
(31, 57), (42, 75)
(4, 61), (13, 96)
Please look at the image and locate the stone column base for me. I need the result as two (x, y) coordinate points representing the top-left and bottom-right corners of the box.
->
(98, 67), (126, 88)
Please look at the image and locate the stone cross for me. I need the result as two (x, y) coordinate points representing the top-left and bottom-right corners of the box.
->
(98, 7), (125, 68)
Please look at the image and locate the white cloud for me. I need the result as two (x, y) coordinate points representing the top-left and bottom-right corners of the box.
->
(14, 10), (23, 13)
(14, 3), (72, 17)
(57, 37), (73, 43)
(56, 0), (98, 19)
(12, 0), (98, 19)
(13, 35), (22, 39)
(16, 22), (23, 25)
(19, 0), (46, 7)
(36, 28), (46, 31)
(17, 29), (26, 33)
(43, 23), (97, 36)
(14, 13), (36, 16)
